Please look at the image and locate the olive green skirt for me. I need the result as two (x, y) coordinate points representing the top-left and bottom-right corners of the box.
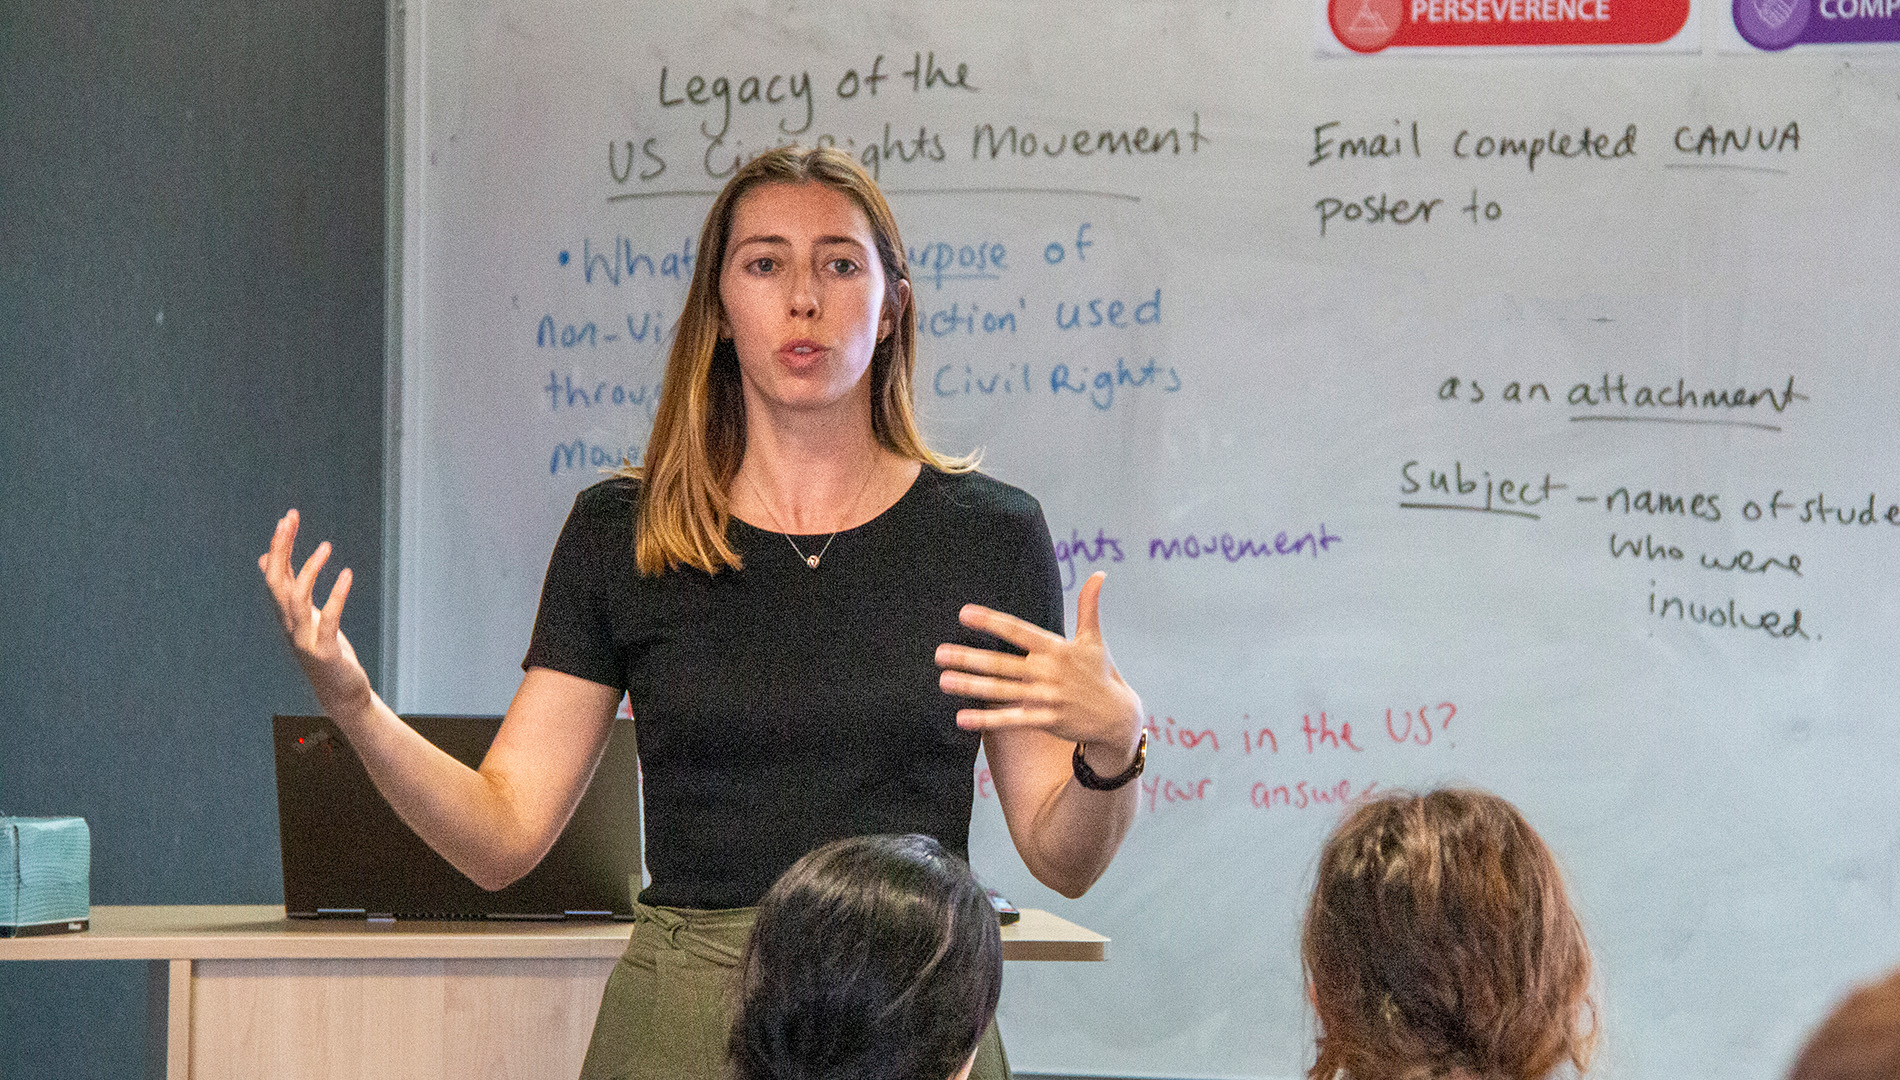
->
(579, 901), (1011, 1080)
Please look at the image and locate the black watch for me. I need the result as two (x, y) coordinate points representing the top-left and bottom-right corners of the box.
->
(1072, 732), (1148, 791)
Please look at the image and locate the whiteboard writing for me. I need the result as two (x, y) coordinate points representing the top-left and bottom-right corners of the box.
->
(397, 4), (1900, 1078)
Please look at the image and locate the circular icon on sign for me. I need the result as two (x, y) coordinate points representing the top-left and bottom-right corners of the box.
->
(1734, 0), (1810, 49)
(1331, 0), (1404, 51)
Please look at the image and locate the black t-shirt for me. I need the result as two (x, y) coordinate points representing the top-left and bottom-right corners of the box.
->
(523, 467), (1065, 909)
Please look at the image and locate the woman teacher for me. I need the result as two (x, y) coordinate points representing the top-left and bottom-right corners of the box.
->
(259, 146), (1146, 1080)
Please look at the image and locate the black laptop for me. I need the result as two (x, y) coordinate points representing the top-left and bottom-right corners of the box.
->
(273, 714), (641, 920)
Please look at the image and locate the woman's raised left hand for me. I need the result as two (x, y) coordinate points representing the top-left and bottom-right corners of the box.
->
(935, 571), (1143, 763)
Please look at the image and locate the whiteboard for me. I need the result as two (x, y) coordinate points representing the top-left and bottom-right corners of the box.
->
(392, 3), (1900, 1077)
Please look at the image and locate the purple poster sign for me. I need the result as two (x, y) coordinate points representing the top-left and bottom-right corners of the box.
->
(1736, 0), (1900, 49)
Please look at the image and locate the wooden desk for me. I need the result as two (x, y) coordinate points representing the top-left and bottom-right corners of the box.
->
(3, 905), (1107, 1080)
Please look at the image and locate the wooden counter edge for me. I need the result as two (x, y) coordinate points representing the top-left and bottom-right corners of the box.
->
(1, 904), (1107, 962)
(1000, 907), (1108, 962)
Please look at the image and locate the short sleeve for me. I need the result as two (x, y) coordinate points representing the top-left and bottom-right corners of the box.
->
(521, 482), (634, 691)
(1007, 498), (1067, 639)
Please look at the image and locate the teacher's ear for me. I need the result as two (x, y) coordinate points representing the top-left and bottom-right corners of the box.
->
(879, 278), (912, 342)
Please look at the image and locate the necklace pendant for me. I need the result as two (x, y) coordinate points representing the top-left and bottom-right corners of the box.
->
(806, 554), (821, 569)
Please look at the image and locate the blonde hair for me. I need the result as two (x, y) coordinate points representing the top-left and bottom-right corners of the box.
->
(1302, 789), (1598, 1080)
(621, 145), (973, 576)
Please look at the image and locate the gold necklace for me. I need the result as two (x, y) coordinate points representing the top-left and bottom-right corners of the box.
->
(742, 459), (878, 570)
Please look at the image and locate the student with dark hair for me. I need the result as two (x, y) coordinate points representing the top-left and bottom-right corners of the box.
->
(1787, 968), (1900, 1080)
(1302, 788), (1598, 1080)
(730, 834), (1003, 1080)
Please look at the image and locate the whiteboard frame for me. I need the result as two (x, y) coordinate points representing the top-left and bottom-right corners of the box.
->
(385, 0), (424, 709)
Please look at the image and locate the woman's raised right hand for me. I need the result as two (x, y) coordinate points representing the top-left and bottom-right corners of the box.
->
(257, 509), (622, 889)
(259, 509), (372, 716)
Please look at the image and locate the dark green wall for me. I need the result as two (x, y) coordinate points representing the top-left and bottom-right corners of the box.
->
(0, 2), (386, 1075)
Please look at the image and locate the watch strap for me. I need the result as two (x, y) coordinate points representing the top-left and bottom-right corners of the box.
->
(1072, 731), (1148, 791)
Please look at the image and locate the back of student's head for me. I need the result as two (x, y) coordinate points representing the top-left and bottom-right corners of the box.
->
(1788, 968), (1900, 1080)
(1302, 788), (1596, 1080)
(730, 833), (1003, 1080)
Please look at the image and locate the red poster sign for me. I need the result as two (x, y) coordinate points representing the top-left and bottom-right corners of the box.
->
(1329, 0), (1691, 51)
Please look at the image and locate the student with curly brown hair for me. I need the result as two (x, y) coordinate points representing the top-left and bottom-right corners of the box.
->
(1302, 788), (1598, 1080)
(1787, 967), (1900, 1080)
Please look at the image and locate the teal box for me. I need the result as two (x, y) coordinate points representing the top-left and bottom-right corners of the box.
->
(1, 816), (91, 936)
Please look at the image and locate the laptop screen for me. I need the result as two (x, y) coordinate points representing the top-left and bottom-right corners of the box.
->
(273, 714), (642, 920)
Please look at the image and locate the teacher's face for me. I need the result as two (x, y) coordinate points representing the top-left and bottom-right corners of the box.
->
(718, 182), (904, 418)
